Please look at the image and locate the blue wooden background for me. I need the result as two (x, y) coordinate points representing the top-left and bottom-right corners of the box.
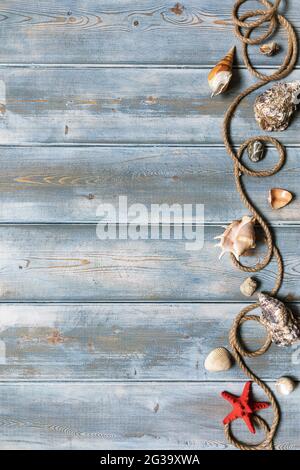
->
(0, 0), (299, 449)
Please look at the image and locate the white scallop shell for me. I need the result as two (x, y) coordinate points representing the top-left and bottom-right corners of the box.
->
(204, 347), (233, 372)
(275, 377), (296, 396)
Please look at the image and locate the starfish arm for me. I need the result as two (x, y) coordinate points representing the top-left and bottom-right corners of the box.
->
(223, 410), (238, 425)
(243, 414), (256, 434)
(252, 401), (270, 411)
(221, 391), (238, 404)
(241, 381), (252, 402)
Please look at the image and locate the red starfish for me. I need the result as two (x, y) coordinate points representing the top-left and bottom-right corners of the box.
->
(221, 381), (270, 434)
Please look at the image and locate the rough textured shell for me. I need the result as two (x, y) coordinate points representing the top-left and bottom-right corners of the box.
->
(247, 140), (265, 162)
(258, 293), (300, 347)
(259, 42), (280, 56)
(204, 347), (232, 372)
(208, 47), (235, 98)
(268, 188), (293, 210)
(240, 277), (257, 297)
(254, 81), (300, 132)
(276, 377), (296, 396)
(215, 215), (256, 260)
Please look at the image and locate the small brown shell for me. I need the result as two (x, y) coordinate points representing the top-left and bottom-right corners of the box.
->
(268, 188), (293, 210)
(260, 42), (280, 56)
(208, 47), (235, 98)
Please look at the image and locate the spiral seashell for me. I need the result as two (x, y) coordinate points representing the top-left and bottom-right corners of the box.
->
(259, 42), (280, 56)
(275, 377), (296, 396)
(254, 81), (300, 131)
(208, 47), (235, 98)
(268, 188), (293, 210)
(258, 293), (300, 347)
(204, 347), (233, 372)
(214, 215), (256, 260)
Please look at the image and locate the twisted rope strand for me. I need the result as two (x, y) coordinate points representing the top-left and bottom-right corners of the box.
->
(222, 0), (298, 450)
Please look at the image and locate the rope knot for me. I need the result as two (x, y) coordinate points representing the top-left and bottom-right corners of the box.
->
(233, 0), (281, 45)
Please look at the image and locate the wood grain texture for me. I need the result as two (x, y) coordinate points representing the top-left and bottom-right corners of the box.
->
(0, 146), (299, 224)
(1, 67), (300, 144)
(0, 382), (298, 450)
(0, 0), (296, 65)
(1, 0), (299, 451)
(0, 224), (299, 302)
(0, 302), (299, 381)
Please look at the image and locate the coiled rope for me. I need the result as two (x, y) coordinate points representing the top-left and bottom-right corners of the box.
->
(222, 0), (298, 450)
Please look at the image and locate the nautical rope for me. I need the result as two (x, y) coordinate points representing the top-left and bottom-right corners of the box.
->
(222, 0), (298, 450)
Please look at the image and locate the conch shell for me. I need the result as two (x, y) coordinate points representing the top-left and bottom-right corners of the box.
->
(208, 47), (235, 98)
(259, 42), (280, 56)
(258, 293), (300, 347)
(268, 188), (293, 210)
(254, 81), (300, 131)
(215, 215), (256, 260)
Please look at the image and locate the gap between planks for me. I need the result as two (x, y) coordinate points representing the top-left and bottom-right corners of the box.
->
(0, 222), (298, 228)
(0, 300), (280, 305)
(0, 64), (300, 69)
(2, 143), (300, 148)
(0, 300), (299, 305)
(0, 379), (289, 384)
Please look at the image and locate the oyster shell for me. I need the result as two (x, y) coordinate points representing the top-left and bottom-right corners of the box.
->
(247, 140), (265, 162)
(208, 47), (235, 98)
(214, 215), (256, 260)
(254, 81), (300, 132)
(268, 188), (293, 210)
(259, 42), (280, 56)
(258, 293), (300, 347)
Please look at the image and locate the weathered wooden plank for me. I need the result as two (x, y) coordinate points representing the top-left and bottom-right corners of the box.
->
(0, 303), (299, 381)
(0, 382), (298, 449)
(1, 67), (300, 144)
(0, 224), (299, 301)
(0, 146), (299, 224)
(0, 0), (296, 66)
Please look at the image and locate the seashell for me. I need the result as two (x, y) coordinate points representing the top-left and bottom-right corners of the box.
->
(259, 42), (280, 56)
(240, 277), (257, 297)
(275, 377), (296, 396)
(247, 140), (265, 163)
(268, 188), (293, 210)
(258, 293), (300, 347)
(204, 347), (233, 372)
(214, 215), (256, 260)
(254, 81), (300, 132)
(208, 47), (235, 98)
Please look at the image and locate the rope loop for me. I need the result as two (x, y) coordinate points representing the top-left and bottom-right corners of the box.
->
(225, 415), (273, 451)
(222, 0), (298, 450)
(233, 0), (280, 45)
